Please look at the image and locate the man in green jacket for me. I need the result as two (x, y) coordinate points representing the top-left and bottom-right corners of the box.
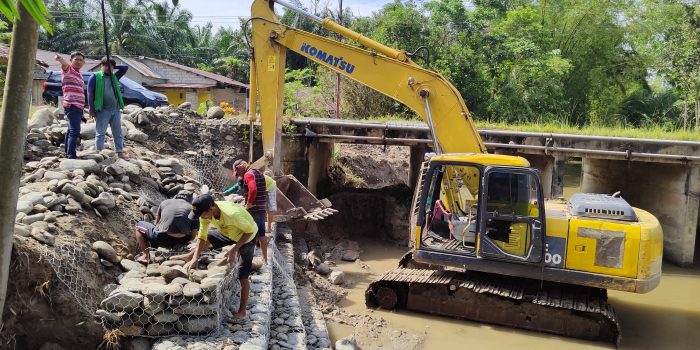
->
(87, 57), (129, 160)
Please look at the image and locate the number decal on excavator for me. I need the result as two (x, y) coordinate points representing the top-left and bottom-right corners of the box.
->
(545, 236), (566, 268)
(545, 252), (563, 265)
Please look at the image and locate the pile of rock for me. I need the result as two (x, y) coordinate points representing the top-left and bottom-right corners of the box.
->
(124, 104), (201, 128)
(97, 249), (236, 337)
(154, 158), (205, 197)
(13, 150), (210, 248)
(24, 106), (152, 162)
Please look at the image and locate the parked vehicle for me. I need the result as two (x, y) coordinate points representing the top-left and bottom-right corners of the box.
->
(42, 70), (168, 108)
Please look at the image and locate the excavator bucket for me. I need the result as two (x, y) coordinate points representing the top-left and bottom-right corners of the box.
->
(247, 154), (335, 222)
(272, 175), (337, 222)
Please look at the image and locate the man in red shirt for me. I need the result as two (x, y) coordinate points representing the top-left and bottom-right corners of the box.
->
(233, 159), (270, 264)
(55, 52), (85, 159)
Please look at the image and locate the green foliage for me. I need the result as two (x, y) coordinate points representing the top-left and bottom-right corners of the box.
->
(0, 0), (52, 34)
(21, 0), (699, 132)
(283, 67), (330, 118)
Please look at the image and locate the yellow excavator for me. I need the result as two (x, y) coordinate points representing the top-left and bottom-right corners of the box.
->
(249, 0), (663, 344)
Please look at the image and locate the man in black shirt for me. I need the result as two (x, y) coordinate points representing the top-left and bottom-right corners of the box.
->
(135, 190), (198, 264)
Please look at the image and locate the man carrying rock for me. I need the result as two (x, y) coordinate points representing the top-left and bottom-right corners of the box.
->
(232, 159), (270, 264)
(87, 57), (129, 160)
(55, 52), (85, 159)
(181, 194), (257, 320)
(135, 190), (197, 264)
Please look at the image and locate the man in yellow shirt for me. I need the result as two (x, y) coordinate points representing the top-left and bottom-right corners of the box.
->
(182, 194), (257, 319)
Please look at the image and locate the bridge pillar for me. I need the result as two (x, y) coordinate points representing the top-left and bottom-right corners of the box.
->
(517, 154), (566, 199)
(408, 145), (426, 191)
(581, 158), (700, 266)
(552, 156), (567, 198)
(307, 142), (333, 195)
(280, 135), (308, 183)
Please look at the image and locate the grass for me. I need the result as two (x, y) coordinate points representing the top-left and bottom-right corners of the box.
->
(290, 114), (700, 141)
(475, 121), (700, 141)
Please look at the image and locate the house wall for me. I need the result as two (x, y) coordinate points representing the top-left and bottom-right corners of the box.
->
(212, 89), (247, 114)
(155, 88), (214, 110)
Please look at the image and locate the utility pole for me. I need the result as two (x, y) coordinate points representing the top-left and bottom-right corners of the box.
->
(334, 0), (342, 119)
(0, 3), (39, 318)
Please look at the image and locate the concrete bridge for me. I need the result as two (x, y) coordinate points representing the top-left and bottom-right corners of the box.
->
(280, 118), (700, 266)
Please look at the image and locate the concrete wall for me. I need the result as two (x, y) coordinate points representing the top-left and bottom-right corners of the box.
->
(212, 90), (246, 113)
(581, 159), (700, 266)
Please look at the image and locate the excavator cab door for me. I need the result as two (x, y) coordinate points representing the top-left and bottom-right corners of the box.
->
(477, 166), (545, 264)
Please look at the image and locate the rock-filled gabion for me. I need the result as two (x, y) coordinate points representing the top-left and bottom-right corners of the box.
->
(98, 248), (237, 337)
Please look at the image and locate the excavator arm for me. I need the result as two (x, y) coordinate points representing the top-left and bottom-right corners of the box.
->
(249, 0), (486, 174)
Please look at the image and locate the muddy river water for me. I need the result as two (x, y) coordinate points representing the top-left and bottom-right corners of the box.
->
(326, 161), (700, 349)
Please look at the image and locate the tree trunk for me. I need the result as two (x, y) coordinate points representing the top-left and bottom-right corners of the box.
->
(0, 4), (38, 318)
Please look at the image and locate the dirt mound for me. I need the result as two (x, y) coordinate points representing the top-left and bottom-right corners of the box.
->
(2, 106), (252, 350)
(332, 144), (409, 189)
(125, 106), (255, 169)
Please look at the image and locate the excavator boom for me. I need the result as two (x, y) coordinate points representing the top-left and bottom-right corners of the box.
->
(250, 0), (485, 174)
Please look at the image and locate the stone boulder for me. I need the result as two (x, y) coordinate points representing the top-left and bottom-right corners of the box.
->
(329, 270), (345, 285)
(176, 316), (217, 334)
(59, 159), (100, 174)
(80, 123), (97, 139)
(92, 241), (120, 264)
(127, 129), (148, 143)
(206, 106), (225, 119)
(101, 291), (144, 312)
(91, 192), (116, 209)
(27, 107), (55, 130)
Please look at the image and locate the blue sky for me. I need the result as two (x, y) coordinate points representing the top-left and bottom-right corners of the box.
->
(178, 0), (395, 30)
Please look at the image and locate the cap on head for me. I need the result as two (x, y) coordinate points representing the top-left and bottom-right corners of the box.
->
(189, 194), (215, 219)
(174, 190), (194, 203)
(232, 159), (245, 176)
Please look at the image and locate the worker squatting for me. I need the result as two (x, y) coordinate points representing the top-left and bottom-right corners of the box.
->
(300, 43), (355, 74)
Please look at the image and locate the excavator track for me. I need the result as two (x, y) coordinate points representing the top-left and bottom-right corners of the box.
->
(365, 266), (621, 345)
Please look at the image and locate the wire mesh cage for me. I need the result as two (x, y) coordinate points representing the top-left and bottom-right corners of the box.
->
(97, 248), (240, 337)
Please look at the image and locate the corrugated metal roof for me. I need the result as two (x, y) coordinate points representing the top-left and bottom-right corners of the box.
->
(114, 55), (164, 79)
(150, 83), (215, 89)
(0, 43), (56, 68)
(144, 57), (249, 89)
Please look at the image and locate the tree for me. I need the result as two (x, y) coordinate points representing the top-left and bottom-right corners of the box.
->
(0, 0), (51, 323)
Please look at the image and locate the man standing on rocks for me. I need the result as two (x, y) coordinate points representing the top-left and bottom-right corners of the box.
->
(181, 194), (257, 320)
(87, 57), (129, 160)
(233, 159), (269, 264)
(55, 52), (85, 159)
(223, 171), (276, 234)
(134, 190), (198, 264)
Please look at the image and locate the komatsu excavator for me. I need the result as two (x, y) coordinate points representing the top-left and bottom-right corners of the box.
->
(249, 0), (663, 344)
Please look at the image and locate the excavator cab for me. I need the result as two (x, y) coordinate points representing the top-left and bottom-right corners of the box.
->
(416, 156), (545, 265)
